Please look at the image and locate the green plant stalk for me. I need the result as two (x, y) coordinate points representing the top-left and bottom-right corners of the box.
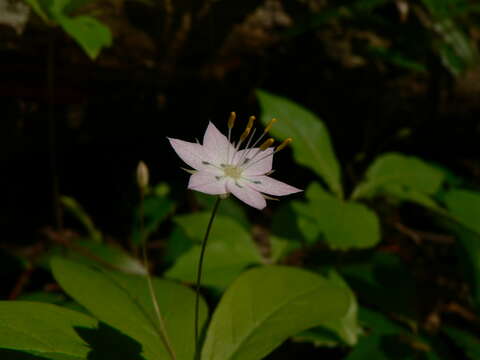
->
(195, 196), (222, 359)
(140, 191), (177, 360)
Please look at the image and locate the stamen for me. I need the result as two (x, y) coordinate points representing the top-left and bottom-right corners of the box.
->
(243, 137), (292, 171)
(227, 112), (236, 165)
(260, 138), (274, 151)
(228, 112), (236, 129)
(263, 118), (277, 134)
(275, 137), (292, 152)
(237, 117), (279, 166)
(239, 115), (256, 142)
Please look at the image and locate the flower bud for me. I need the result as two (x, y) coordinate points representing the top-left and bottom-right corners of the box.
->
(137, 161), (149, 190)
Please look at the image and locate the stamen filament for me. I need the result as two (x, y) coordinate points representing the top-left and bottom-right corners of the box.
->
(263, 118), (277, 134)
(227, 112), (236, 165)
(243, 136), (291, 171)
(236, 117), (278, 167)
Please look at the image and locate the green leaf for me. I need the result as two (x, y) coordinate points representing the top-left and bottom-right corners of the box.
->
(23, 0), (112, 59)
(444, 326), (480, 360)
(24, 0), (51, 22)
(256, 89), (343, 198)
(358, 307), (405, 335)
(51, 257), (208, 360)
(444, 189), (480, 234)
(166, 214), (262, 288)
(340, 252), (418, 319)
(70, 240), (148, 275)
(443, 189), (480, 307)
(132, 195), (174, 245)
(293, 183), (380, 249)
(201, 265), (351, 360)
(195, 193), (249, 229)
(0, 301), (97, 359)
(61, 196), (102, 242)
(295, 270), (362, 346)
(57, 15), (112, 60)
(352, 153), (445, 201)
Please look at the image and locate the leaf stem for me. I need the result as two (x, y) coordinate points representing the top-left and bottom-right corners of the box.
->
(140, 191), (177, 360)
(195, 196), (222, 359)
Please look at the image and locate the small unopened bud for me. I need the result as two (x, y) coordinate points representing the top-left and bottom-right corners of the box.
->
(137, 161), (149, 190)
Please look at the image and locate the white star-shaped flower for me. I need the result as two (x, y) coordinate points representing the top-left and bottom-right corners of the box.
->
(168, 114), (302, 210)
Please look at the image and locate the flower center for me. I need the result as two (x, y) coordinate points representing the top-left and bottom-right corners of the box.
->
(223, 165), (242, 179)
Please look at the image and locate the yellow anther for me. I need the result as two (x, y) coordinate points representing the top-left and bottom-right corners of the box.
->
(239, 115), (256, 142)
(263, 118), (277, 133)
(260, 138), (275, 150)
(275, 137), (292, 152)
(228, 112), (236, 129)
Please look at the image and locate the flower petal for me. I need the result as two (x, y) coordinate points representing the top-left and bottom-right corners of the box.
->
(168, 137), (210, 171)
(245, 175), (302, 196)
(202, 122), (236, 164)
(188, 171), (228, 195)
(236, 148), (274, 175)
(226, 179), (266, 210)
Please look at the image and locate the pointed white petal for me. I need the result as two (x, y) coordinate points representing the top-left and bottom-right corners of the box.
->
(236, 148), (274, 175)
(226, 179), (267, 210)
(168, 137), (211, 171)
(202, 122), (236, 164)
(245, 175), (302, 196)
(188, 171), (228, 195)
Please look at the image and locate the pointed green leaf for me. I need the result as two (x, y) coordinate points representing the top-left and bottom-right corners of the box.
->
(444, 189), (480, 234)
(352, 153), (444, 201)
(166, 214), (262, 288)
(51, 257), (208, 360)
(201, 266), (351, 360)
(293, 183), (380, 249)
(0, 301), (97, 359)
(295, 270), (362, 347)
(444, 326), (480, 360)
(257, 89), (343, 198)
(57, 15), (112, 60)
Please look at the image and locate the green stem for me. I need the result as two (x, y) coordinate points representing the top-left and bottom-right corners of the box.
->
(140, 191), (177, 360)
(194, 196), (221, 359)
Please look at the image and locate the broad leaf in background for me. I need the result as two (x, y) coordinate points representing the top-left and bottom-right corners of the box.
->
(293, 183), (380, 249)
(340, 252), (418, 319)
(195, 192), (249, 229)
(443, 189), (480, 307)
(165, 213), (262, 288)
(444, 189), (480, 234)
(295, 270), (362, 347)
(24, 0), (112, 60)
(51, 257), (208, 360)
(443, 326), (480, 360)
(65, 239), (147, 275)
(0, 301), (97, 359)
(421, 0), (479, 76)
(346, 307), (443, 360)
(256, 89), (343, 198)
(201, 266), (351, 360)
(61, 196), (102, 242)
(132, 193), (174, 245)
(352, 153), (445, 205)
